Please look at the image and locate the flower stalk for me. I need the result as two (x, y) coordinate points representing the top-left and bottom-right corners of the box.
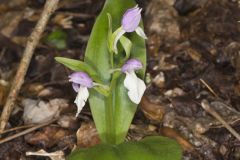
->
(105, 72), (120, 144)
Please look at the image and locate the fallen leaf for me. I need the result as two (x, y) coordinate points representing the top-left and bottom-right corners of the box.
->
(0, 79), (9, 106)
(140, 96), (166, 122)
(25, 126), (72, 148)
(22, 98), (68, 124)
(57, 115), (79, 130)
(76, 122), (100, 148)
(160, 127), (194, 152)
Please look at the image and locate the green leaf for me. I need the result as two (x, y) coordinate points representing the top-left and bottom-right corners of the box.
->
(67, 136), (182, 160)
(93, 85), (110, 97)
(107, 13), (113, 52)
(107, 12), (132, 59)
(85, 0), (146, 144)
(55, 57), (101, 83)
(120, 35), (132, 60)
(45, 28), (67, 50)
(55, 57), (96, 73)
(110, 27), (123, 54)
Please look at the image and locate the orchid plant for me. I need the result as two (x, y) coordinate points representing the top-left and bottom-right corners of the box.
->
(56, 3), (147, 144)
(56, 0), (181, 159)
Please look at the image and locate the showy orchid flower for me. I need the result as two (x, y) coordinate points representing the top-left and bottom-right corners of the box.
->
(121, 59), (146, 104)
(69, 72), (93, 117)
(113, 5), (147, 53)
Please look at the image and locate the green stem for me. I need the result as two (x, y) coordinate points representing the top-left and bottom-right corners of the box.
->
(105, 72), (120, 144)
(106, 91), (114, 143)
(110, 52), (114, 68)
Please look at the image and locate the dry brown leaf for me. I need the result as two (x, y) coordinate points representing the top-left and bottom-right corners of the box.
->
(25, 126), (72, 148)
(186, 48), (202, 62)
(160, 127), (194, 152)
(140, 96), (166, 122)
(76, 122), (100, 148)
(0, 79), (9, 106)
(57, 115), (79, 130)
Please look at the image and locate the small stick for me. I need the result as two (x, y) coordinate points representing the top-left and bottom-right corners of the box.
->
(201, 100), (240, 141)
(26, 149), (64, 158)
(0, 0), (60, 132)
(0, 119), (57, 144)
(26, 149), (65, 160)
(200, 78), (219, 98)
(0, 124), (34, 135)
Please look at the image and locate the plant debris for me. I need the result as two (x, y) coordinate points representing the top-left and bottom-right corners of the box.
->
(0, 0), (239, 159)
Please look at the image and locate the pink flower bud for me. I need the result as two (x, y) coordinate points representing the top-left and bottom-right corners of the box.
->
(121, 6), (142, 32)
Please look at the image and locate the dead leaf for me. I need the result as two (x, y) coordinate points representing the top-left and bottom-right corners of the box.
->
(76, 122), (100, 147)
(57, 115), (79, 130)
(140, 96), (166, 122)
(25, 126), (72, 148)
(186, 48), (202, 62)
(0, 79), (9, 106)
(160, 127), (194, 152)
(22, 98), (68, 124)
(152, 72), (165, 88)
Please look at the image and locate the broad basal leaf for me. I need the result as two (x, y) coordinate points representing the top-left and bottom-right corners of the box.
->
(67, 136), (182, 160)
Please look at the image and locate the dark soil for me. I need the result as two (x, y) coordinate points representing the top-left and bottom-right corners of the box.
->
(0, 0), (239, 159)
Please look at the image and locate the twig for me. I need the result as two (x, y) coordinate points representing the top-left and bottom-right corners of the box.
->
(0, 0), (60, 132)
(0, 119), (57, 144)
(57, 11), (94, 18)
(26, 149), (65, 160)
(200, 78), (219, 98)
(201, 100), (240, 141)
(0, 124), (34, 135)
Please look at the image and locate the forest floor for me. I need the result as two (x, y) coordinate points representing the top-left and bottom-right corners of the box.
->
(0, 0), (239, 159)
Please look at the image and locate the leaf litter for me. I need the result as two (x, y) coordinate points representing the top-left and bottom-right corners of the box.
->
(0, 0), (239, 159)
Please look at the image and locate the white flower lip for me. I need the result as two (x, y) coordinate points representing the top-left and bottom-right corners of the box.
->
(74, 86), (89, 117)
(123, 71), (146, 104)
(69, 71), (93, 117)
(121, 59), (146, 104)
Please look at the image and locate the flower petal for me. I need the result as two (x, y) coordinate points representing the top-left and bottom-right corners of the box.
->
(124, 71), (146, 104)
(113, 28), (125, 53)
(135, 27), (147, 39)
(69, 72), (93, 88)
(122, 6), (142, 32)
(74, 86), (89, 117)
(72, 83), (80, 92)
(121, 59), (143, 73)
